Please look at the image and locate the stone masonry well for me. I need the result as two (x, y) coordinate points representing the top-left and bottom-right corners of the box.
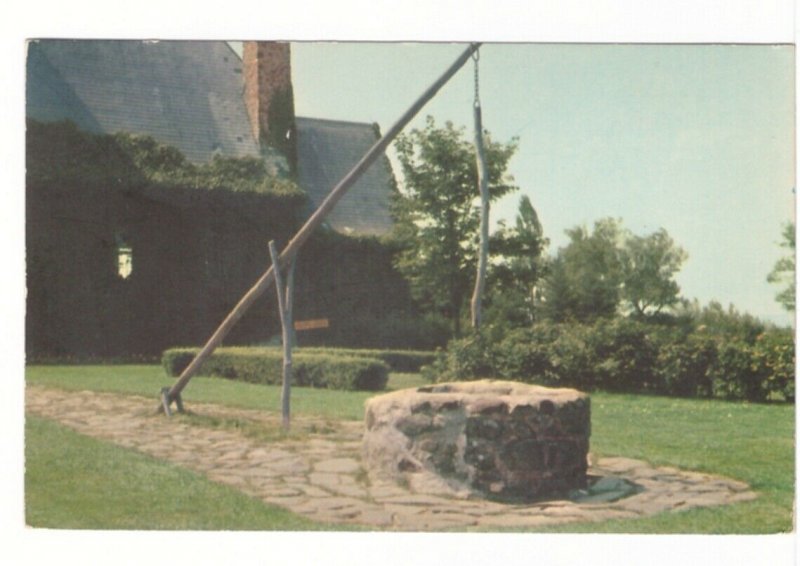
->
(362, 380), (591, 501)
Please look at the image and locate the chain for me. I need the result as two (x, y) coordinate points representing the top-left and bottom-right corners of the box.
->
(472, 46), (480, 108)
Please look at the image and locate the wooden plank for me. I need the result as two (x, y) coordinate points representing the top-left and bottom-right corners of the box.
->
(294, 318), (330, 331)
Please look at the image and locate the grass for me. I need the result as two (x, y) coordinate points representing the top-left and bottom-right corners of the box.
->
(27, 364), (374, 421)
(24, 416), (352, 530)
(527, 393), (795, 533)
(25, 364), (795, 533)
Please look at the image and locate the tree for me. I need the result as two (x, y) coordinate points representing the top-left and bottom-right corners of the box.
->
(540, 218), (687, 322)
(540, 218), (625, 322)
(767, 221), (795, 312)
(620, 228), (688, 317)
(486, 195), (549, 327)
(391, 116), (518, 336)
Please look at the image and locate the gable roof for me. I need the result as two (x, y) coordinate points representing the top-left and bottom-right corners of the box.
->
(295, 117), (394, 236)
(27, 39), (261, 164)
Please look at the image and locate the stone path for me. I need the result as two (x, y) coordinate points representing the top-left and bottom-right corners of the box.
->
(25, 386), (757, 531)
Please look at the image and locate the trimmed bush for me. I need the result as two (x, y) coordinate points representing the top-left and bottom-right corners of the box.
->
(425, 319), (794, 402)
(162, 347), (389, 391)
(422, 333), (496, 383)
(299, 347), (436, 373)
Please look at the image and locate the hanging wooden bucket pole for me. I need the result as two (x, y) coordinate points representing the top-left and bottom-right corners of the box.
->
(159, 42), (482, 413)
(470, 49), (490, 329)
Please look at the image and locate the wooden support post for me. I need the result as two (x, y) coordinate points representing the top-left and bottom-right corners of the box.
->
(285, 253), (296, 349)
(269, 241), (292, 431)
(158, 42), (481, 414)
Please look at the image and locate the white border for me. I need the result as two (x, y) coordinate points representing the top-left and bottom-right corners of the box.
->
(2, 1), (796, 565)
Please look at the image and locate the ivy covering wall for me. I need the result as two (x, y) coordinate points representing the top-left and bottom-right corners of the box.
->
(26, 120), (437, 360)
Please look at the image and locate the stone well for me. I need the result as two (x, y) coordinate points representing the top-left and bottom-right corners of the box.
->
(363, 380), (590, 500)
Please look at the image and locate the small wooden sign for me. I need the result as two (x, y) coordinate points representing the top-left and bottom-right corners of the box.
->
(294, 318), (330, 331)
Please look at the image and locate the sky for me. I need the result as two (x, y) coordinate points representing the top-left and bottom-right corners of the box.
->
(277, 42), (796, 326)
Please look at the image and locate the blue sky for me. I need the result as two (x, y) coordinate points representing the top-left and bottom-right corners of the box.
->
(273, 42), (795, 326)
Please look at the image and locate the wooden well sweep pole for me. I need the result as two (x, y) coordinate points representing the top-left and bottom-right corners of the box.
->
(159, 43), (482, 412)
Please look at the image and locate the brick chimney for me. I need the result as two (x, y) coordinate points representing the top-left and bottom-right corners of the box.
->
(242, 41), (297, 172)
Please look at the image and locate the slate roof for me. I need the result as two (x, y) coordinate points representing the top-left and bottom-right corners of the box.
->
(295, 117), (394, 236)
(27, 39), (261, 163)
(26, 39), (395, 235)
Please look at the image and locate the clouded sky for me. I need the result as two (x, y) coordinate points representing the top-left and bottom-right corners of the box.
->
(280, 42), (795, 326)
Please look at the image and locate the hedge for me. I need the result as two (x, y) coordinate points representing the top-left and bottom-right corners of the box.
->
(162, 347), (389, 391)
(425, 319), (795, 402)
(297, 347), (436, 372)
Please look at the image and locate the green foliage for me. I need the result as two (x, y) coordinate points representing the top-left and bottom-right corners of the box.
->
(767, 221), (795, 311)
(27, 119), (306, 198)
(297, 347), (437, 373)
(677, 300), (767, 344)
(752, 328), (795, 401)
(654, 334), (717, 398)
(487, 195), (549, 327)
(711, 341), (768, 402)
(541, 218), (626, 322)
(27, 122), (428, 358)
(620, 228), (688, 317)
(540, 219), (687, 322)
(162, 347), (389, 391)
(426, 316), (794, 402)
(391, 116), (519, 336)
(588, 318), (660, 392)
(297, 309), (450, 352)
(422, 333), (496, 382)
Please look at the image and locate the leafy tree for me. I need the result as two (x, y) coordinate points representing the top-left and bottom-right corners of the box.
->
(620, 228), (688, 317)
(540, 218), (625, 322)
(767, 221), (795, 312)
(391, 117), (518, 336)
(486, 195), (549, 327)
(541, 219), (687, 322)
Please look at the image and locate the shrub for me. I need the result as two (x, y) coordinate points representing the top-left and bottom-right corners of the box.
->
(161, 347), (389, 391)
(588, 318), (659, 393)
(655, 336), (717, 397)
(419, 315), (794, 403)
(423, 334), (495, 383)
(752, 329), (795, 401)
(493, 325), (560, 385)
(711, 341), (767, 402)
(301, 347), (436, 373)
(545, 323), (596, 389)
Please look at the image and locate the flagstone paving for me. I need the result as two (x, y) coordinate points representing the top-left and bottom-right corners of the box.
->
(25, 385), (757, 531)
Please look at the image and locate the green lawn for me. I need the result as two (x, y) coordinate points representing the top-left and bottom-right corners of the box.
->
(25, 364), (795, 532)
(25, 415), (355, 530)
